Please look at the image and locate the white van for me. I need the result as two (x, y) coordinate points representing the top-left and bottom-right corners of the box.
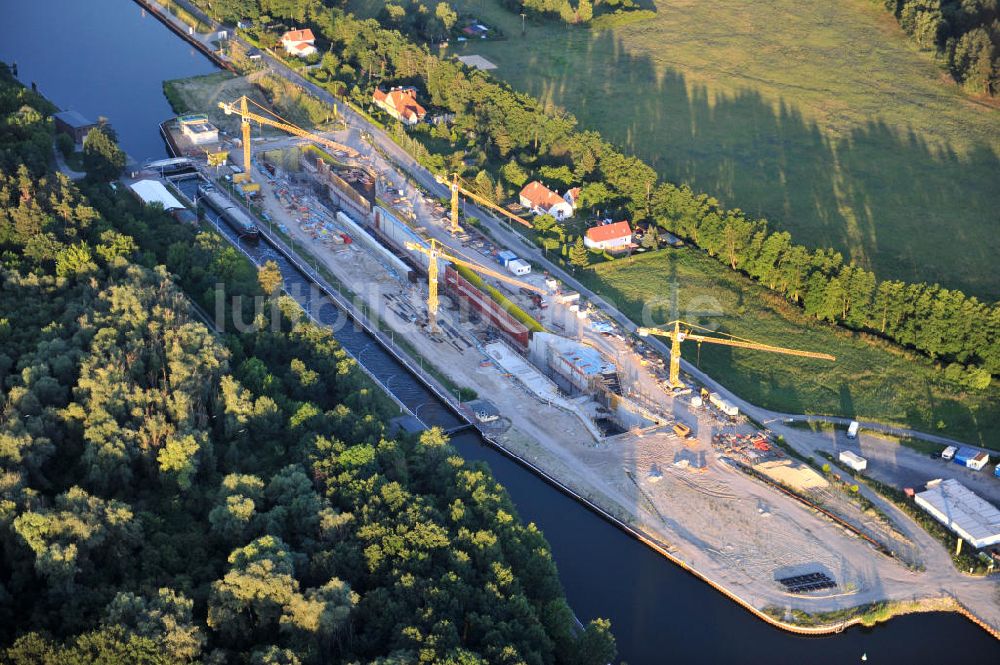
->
(847, 421), (860, 439)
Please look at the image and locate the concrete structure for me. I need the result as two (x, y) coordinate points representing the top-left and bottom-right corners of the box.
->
(53, 110), (97, 144)
(373, 87), (427, 125)
(444, 266), (530, 350)
(954, 447), (990, 471)
(584, 221), (633, 252)
(178, 114), (219, 145)
(530, 332), (616, 394)
(128, 179), (184, 211)
(915, 479), (1000, 549)
(839, 450), (868, 472)
(335, 210), (412, 281)
(281, 28), (317, 57)
(519, 181), (574, 220)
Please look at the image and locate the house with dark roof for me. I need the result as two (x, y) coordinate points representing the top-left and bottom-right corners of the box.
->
(53, 110), (97, 144)
(373, 87), (427, 126)
(519, 181), (574, 219)
(584, 221), (633, 252)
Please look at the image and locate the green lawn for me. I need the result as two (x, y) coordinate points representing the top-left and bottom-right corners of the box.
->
(581, 249), (1000, 447)
(356, 0), (1000, 299)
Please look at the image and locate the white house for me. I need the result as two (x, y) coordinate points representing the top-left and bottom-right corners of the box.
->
(563, 186), (581, 209)
(281, 28), (317, 57)
(519, 181), (574, 220)
(584, 221), (633, 252)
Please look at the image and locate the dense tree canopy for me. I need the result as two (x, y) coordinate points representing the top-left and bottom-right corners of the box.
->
(0, 63), (613, 663)
(884, 0), (999, 95)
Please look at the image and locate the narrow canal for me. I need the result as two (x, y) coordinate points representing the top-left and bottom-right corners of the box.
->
(2, 1), (997, 662)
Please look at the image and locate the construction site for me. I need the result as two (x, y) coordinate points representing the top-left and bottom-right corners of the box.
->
(133, 92), (1000, 633)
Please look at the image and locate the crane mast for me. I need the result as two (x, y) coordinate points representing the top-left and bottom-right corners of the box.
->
(218, 96), (358, 183)
(441, 173), (533, 235)
(637, 320), (835, 391)
(405, 238), (544, 332)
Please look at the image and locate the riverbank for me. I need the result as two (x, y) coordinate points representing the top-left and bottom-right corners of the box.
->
(198, 157), (1000, 643)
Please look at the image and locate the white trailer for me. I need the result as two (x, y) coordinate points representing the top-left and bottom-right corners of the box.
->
(708, 392), (739, 417)
(847, 421), (860, 439)
(839, 450), (868, 472)
(507, 259), (531, 276)
(941, 445), (957, 461)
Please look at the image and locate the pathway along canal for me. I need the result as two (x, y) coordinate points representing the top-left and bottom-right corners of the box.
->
(2, 1), (998, 662)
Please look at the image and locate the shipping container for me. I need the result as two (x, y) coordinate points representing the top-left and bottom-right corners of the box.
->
(497, 250), (518, 266)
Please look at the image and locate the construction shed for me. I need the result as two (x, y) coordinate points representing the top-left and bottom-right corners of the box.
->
(954, 447), (990, 471)
(915, 479), (1000, 549)
(839, 450), (867, 472)
(53, 109), (97, 144)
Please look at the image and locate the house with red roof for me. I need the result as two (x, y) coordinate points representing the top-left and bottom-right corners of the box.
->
(519, 181), (574, 220)
(584, 221), (633, 252)
(373, 87), (427, 126)
(281, 28), (317, 57)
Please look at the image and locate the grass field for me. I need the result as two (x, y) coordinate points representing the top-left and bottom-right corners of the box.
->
(164, 71), (336, 136)
(354, 0), (1000, 299)
(579, 249), (1000, 447)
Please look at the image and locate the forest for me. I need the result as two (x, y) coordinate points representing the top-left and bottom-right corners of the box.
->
(200, 0), (999, 388)
(0, 64), (615, 664)
(882, 0), (999, 96)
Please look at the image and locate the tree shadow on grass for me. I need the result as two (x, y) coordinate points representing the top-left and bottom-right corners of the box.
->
(510, 28), (1000, 299)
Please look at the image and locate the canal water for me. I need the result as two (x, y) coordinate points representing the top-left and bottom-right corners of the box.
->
(2, 1), (997, 662)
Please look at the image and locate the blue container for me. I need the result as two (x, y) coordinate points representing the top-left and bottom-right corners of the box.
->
(954, 446), (977, 465)
(497, 250), (518, 266)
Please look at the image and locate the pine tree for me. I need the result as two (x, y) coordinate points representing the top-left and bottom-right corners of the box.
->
(569, 237), (589, 268)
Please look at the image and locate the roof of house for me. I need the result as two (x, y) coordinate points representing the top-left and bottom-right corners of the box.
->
(291, 41), (315, 52)
(373, 87), (426, 122)
(565, 187), (581, 203)
(53, 110), (95, 129)
(282, 28), (315, 43)
(519, 181), (565, 210)
(586, 221), (632, 243)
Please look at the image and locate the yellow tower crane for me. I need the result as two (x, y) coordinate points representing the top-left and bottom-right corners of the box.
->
(218, 96), (358, 183)
(404, 238), (545, 333)
(637, 320), (835, 391)
(438, 173), (533, 235)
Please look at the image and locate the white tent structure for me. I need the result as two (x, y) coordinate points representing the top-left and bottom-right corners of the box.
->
(129, 179), (184, 211)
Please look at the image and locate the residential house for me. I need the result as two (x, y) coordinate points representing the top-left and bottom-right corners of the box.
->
(563, 187), (581, 210)
(237, 18), (254, 30)
(281, 28), (317, 57)
(53, 110), (97, 144)
(519, 181), (574, 220)
(373, 87), (427, 126)
(584, 221), (633, 252)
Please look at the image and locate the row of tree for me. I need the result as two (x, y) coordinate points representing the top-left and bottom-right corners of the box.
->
(196, 2), (1000, 383)
(883, 0), (998, 95)
(0, 63), (615, 663)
